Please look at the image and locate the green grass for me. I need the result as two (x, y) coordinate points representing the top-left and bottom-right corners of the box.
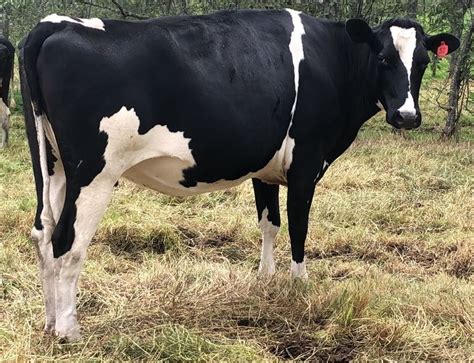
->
(0, 81), (473, 360)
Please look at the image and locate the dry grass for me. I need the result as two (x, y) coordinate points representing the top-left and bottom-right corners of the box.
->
(1, 83), (473, 360)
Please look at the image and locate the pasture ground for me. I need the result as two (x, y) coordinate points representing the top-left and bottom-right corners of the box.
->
(1, 79), (473, 360)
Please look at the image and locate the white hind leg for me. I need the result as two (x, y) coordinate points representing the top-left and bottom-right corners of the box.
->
(53, 167), (118, 341)
(0, 100), (10, 147)
(32, 117), (60, 333)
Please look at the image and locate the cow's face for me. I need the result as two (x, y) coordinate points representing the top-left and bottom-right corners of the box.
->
(346, 18), (460, 130)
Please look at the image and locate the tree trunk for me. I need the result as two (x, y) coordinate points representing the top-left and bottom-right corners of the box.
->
(448, 0), (468, 77)
(442, 19), (473, 139)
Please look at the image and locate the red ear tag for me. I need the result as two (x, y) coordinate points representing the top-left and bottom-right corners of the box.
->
(437, 41), (449, 58)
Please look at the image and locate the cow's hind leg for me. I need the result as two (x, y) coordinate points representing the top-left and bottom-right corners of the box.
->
(252, 178), (280, 277)
(52, 161), (118, 341)
(31, 122), (64, 333)
(0, 107), (9, 147)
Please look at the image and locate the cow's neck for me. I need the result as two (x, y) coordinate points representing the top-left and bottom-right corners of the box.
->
(326, 31), (381, 162)
(344, 36), (381, 128)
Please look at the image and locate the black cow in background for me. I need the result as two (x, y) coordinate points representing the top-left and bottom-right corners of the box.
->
(20, 10), (459, 341)
(0, 36), (14, 147)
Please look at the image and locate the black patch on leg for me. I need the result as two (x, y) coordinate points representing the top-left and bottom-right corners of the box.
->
(252, 178), (280, 227)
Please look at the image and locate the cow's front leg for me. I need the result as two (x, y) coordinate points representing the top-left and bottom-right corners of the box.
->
(52, 166), (117, 341)
(252, 178), (280, 277)
(287, 162), (319, 279)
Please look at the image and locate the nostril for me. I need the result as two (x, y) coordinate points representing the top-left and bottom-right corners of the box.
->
(399, 111), (417, 120)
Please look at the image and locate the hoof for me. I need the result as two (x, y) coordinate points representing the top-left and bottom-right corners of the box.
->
(55, 327), (81, 343)
(290, 260), (308, 280)
(258, 261), (276, 278)
(43, 323), (55, 335)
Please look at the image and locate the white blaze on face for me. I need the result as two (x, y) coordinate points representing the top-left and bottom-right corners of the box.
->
(41, 14), (105, 31)
(390, 26), (417, 117)
(258, 208), (279, 277)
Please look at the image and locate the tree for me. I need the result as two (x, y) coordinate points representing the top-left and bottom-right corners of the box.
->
(442, 16), (473, 138)
(447, 0), (469, 77)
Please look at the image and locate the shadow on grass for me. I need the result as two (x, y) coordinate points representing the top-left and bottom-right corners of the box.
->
(96, 224), (250, 263)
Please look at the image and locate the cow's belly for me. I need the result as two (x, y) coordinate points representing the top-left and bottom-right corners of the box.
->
(100, 106), (289, 196)
(122, 157), (258, 196)
(122, 148), (288, 197)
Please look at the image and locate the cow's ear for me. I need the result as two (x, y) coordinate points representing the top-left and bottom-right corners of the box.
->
(346, 18), (374, 43)
(425, 33), (460, 55)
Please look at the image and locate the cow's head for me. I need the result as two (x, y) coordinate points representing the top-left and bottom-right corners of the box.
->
(346, 18), (460, 130)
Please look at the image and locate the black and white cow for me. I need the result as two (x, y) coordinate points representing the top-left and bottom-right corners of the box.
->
(0, 36), (14, 147)
(20, 10), (459, 341)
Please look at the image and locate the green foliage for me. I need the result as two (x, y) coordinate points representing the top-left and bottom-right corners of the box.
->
(1, 0), (471, 46)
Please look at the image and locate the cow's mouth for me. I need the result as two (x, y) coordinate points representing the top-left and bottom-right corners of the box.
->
(387, 111), (421, 130)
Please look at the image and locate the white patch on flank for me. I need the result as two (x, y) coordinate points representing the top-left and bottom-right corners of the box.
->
(390, 26), (417, 117)
(258, 208), (279, 277)
(99, 107), (196, 196)
(0, 99), (10, 147)
(41, 14), (105, 31)
(278, 9), (305, 173)
(291, 259), (308, 279)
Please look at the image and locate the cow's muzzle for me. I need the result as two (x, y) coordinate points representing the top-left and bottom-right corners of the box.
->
(388, 111), (421, 130)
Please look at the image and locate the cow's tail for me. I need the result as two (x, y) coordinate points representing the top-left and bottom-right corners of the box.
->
(19, 22), (66, 233)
